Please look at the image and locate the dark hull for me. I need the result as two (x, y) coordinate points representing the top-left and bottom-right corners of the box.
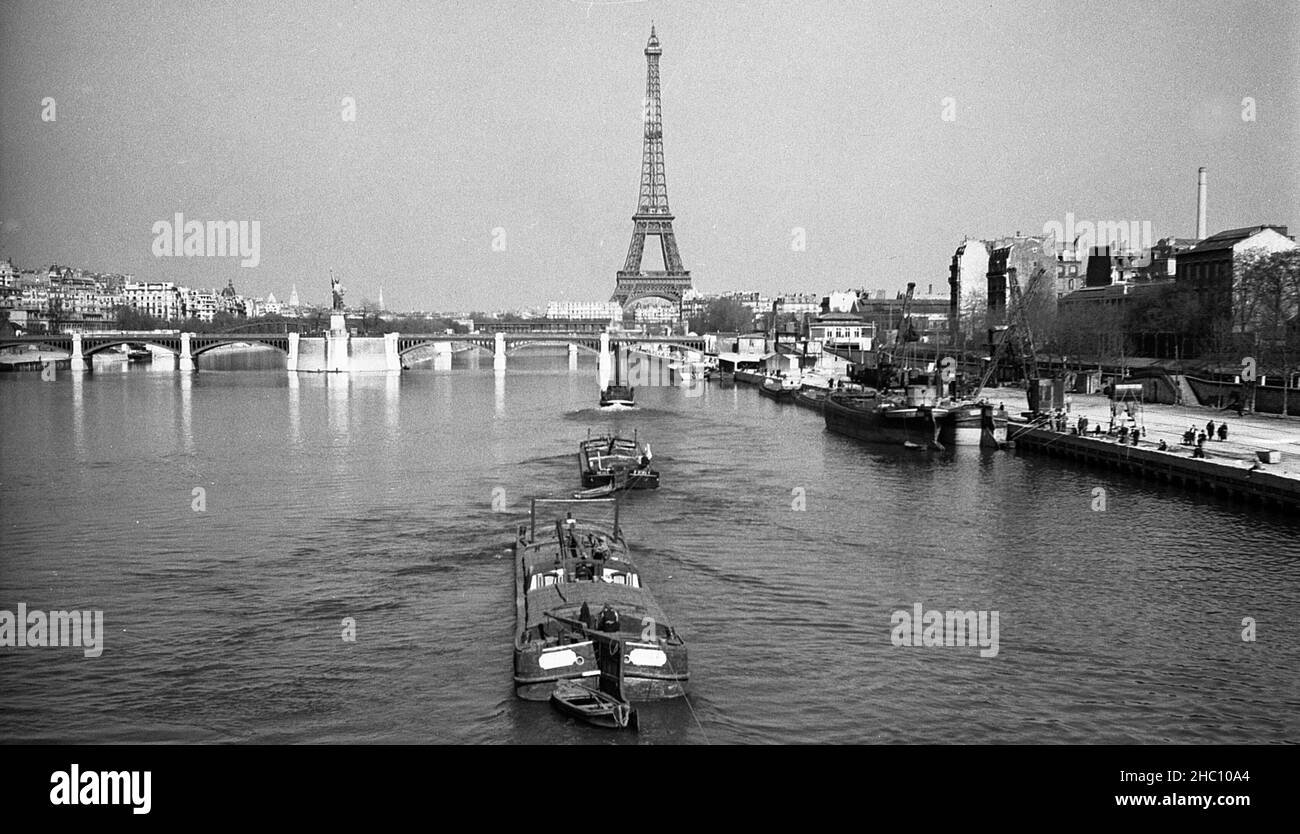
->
(824, 392), (942, 448)
(515, 637), (688, 701)
(792, 388), (827, 412)
(579, 465), (660, 489)
(574, 468), (660, 498)
(518, 667), (687, 701)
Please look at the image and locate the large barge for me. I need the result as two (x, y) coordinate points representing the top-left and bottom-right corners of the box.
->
(513, 499), (688, 700)
(823, 385), (944, 449)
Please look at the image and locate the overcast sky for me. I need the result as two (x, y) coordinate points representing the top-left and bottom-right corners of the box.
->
(1, 0), (1297, 311)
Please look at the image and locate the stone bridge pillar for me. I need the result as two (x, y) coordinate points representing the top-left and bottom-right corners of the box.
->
(598, 332), (612, 389)
(179, 332), (195, 372)
(326, 327), (349, 372)
(69, 332), (87, 373)
(568, 342), (579, 371)
(493, 332), (506, 371)
(432, 341), (452, 370)
(287, 332), (300, 372)
(384, 332), (401, 371)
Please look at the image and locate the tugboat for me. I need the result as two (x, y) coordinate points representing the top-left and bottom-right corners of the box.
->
(513, 499), (688, 701)
(599, 349), (635, 408)
(576, 432), (659, 497)
(599, 384), (635, 408)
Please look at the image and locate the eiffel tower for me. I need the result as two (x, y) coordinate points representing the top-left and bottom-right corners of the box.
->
(612, 25), (692, 316)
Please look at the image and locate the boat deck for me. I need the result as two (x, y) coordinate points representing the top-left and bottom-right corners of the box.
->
(579, 437), (641, 472)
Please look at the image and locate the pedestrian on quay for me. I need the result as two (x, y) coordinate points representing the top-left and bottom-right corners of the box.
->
(1218, 423), (1228, 441)
(1198, 431), (1207, 447)
(1131, 430), (1140, 446)
(1158, 439), (1168, 451)
(1206, 420), (1215, 439)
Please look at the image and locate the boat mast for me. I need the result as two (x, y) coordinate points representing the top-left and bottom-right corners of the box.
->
(893, 282), (916, 388)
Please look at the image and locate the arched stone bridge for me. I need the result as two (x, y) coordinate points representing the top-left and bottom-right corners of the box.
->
(0, 331), (704, 373)
(396, 333), (702, 356)
(0, 332), (292, 357)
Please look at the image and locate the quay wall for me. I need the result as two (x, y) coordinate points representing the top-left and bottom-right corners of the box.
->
(1009, 423), (1300, 510)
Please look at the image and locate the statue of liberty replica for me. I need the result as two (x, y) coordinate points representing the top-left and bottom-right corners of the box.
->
(330, 270), (345, 311)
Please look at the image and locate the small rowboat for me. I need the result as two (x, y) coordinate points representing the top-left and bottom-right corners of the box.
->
(550, 678), (639, 731)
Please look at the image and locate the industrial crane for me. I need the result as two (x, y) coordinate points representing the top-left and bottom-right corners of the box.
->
(972, 266), (1046, 403)
(895, 282), (918, 350)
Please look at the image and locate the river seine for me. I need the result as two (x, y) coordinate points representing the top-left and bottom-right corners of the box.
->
(2, 352), (1297, 744)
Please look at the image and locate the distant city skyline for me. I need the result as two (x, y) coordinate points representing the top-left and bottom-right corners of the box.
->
(1, 1), (1296, 312)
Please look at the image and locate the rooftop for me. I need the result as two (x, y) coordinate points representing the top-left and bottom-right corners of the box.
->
(1188, 225), (1290, 254)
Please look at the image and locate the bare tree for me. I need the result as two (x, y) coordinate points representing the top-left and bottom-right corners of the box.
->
(1237, 248), (1300, 414)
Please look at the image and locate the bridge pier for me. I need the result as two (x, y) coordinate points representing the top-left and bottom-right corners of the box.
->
(432, 341), (452, 370)
(69, 332), (87, 373)
(568, 343), (579, 371)
(384, 332), (401, 371)
(326, 324), (350, 372)
(287, 333), (300, 372)
(178, 332), (195, 372)
(494, 332), (506, 371)
(598, 332), (612, 389)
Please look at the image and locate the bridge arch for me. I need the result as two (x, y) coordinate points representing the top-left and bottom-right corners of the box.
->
(0, 338), (70, 354)
(396, 338), (494, 358)
(505, 340), (601, 356)
(81, 337), (181, 357)
(190, 338), (290, 358)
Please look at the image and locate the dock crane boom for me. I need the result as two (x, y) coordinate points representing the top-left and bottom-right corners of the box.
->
(972, 267), (1046, 400)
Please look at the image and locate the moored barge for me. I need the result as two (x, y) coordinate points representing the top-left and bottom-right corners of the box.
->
(824, 384), (944, 449)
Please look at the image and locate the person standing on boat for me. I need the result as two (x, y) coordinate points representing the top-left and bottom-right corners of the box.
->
(597, 603), (620, 633)
(593, 536), (610, 561)
(579, 602), (593, 631)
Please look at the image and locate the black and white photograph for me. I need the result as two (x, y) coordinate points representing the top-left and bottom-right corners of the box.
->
(0, 0), (1295, 812)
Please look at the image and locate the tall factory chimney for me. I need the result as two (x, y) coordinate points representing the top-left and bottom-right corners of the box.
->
(1196, 167), (1208, 240)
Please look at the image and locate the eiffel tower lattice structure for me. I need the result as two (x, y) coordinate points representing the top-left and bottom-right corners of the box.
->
(612, 25), (693, 316)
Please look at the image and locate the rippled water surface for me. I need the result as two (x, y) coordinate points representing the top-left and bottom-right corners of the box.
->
(2, 355), (1298, 743)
